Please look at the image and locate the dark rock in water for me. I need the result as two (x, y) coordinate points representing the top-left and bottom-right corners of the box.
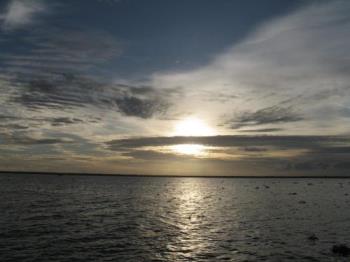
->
(288, 192), (297, 195)
(332, 244), (350, 256)
(307, 234), (318, 241)
(298, 200), (307, 204)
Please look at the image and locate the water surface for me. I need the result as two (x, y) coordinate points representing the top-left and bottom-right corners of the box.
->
(1, 174), (350, 261)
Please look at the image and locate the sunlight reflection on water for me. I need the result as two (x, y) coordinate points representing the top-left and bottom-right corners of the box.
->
(164, 179), (213, 260)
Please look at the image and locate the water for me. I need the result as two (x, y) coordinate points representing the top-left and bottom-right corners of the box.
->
(1, 174), (350, 261)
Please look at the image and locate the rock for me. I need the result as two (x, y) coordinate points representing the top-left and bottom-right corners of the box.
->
(332, 244), (350, 256)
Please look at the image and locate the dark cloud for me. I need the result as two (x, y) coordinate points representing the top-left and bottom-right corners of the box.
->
(1, 134), (73, 146)
(11, 73), (101, 109)
(106, 135), (349, 151)
(106, 135), (350, 173)
(115, 96), (168, 119)
(112, 84), (181, 119)
(23, 138), (71, 145)
(0, 124), (28, 130)
(50, 117), (85, 126)
(8, 72), (176, 119)
(229, 106), (303, 129)
(281, 143), (350, 172)
(0, 114), (92, 128)
(0, 131), (107, 163)
(241, 147), (268, 152)
(334, 162), (350, 169)
(0, 114), (21, 120)
(285, 161), (328, 171)
(238, 128), (284, 133)
(285, 159), (350, 171)
(310, 146), (350, 155)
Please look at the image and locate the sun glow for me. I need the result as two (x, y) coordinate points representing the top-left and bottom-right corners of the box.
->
(170, 117), (214, 155)
(173, 117), (214, 137)
(171, 144), (206, 155)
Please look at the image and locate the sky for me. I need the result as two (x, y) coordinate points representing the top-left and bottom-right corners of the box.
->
(1, 0), (350, 176)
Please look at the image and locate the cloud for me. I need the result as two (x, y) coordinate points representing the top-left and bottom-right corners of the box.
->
(0, 22), (180, 121)
(229, 105), (303, 129)
(238, 128), (284, 133)
(241, 147), (268, 152)
(122, 149), (188, 161)
(334, 162), (350, 169)
(0, 0), (48, 31)
(2, 0), (350, 175)
(105, 135), (349, 151)
(0, 133), (73, 146)
(4, 0), (350, 136)
(0, 114), (94, 129)
(31, 29), (123, 64)
(0, 28), (123, 76)
(104, 134), (350, 174)
(6, 72), (178, 119)
(11, 73), (101, 109)
(49, 117), (85, 127)
(115, 96), (168, 119)
(147, 0), (350, 133)
(0, 123), (28, 130)
(285, 158), (350, 171)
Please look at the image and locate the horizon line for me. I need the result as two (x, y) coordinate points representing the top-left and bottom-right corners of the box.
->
(1, 171), (350, 179)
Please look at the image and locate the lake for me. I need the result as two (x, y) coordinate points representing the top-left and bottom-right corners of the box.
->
(1, 173), (350, 261)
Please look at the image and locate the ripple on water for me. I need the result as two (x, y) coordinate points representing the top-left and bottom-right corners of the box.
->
(0, 175), (350, 261)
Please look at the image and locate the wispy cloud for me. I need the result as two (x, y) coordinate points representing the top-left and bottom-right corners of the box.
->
(228, 105), (303, 129)
(0, 132), (73, 146)
(0, 28), (123, 77)
(0, 0), (48, 31)
(148, 0), (350, 134)
(8, 72), (178, 119)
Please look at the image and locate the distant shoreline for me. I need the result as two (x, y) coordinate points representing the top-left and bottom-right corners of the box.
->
(0, 171), (350, 178)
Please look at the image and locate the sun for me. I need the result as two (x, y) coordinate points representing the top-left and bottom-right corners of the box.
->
(171, 144), (206, 156)
(172, 117), (214, 137)
(170, 117), (214, 155)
